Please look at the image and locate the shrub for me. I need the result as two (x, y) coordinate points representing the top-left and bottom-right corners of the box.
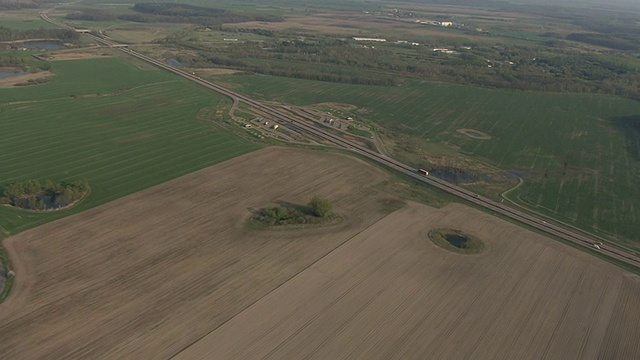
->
(308, 196), (332, 219)
(251, 196), (336, 227)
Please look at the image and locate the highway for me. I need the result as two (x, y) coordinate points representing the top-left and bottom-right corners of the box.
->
(40, 13), (640, 270)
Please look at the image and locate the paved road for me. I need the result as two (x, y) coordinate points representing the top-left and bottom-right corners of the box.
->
(40, 13), (640, 270)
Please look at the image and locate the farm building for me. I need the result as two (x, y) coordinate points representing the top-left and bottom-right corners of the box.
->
(353, 37), (387, 42)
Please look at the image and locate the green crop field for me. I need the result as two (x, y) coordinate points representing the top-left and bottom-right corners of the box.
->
(215, 74), (640, 247)
(0, 56), (259, 237)
(0, 19), (60, 30)
(0, 10), (60, 30)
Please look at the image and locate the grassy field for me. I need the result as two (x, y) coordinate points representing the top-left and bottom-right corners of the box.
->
(0, 56), (259, 237)
(0, 10), (60, 30)
(215, 74), (640, 246)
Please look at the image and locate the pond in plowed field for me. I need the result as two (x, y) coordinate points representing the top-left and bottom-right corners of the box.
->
(445, 234), (467, 248)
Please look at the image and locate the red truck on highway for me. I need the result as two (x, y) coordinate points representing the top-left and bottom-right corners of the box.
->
(419, 169), (429, 176)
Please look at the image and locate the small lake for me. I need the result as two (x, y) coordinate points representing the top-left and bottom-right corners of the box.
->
(19, 193), (63, 210)
(17, 40), (64, 50)
(429, 168), (490, 183)
(0, 69), (29, 80)
(167, 58), (183, 67)
(445, 234), (467, 248)
(506, 170), (531, 179)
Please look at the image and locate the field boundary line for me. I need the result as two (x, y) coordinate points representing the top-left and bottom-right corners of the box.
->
(168, 208), (403, 359)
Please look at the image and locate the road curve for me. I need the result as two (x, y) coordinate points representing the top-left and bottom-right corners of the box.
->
(40, 13), (640, 270)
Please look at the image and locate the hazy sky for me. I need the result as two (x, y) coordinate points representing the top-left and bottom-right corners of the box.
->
(508, 0), (640, 10)
(517, 0), (640, 5)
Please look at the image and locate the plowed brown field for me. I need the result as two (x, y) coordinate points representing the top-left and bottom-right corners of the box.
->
(176, 202), (640, 360)
(1, 147), (639, 359)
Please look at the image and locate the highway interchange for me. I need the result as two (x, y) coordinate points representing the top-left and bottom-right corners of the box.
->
(40, 13), (640, 270)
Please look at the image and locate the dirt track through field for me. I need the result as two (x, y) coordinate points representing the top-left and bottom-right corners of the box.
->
(1, 147), (639, 359)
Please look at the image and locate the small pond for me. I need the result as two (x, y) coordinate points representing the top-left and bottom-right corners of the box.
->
(429, 168), (490, 183)
(167, 58), (183, 67)
(506, 170), (531, 179)
(445, 234), (467, 248)
(18, 193), (63, 210)
(0, 69), (29, 80)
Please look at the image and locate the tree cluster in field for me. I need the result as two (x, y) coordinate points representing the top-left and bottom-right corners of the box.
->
(0, 52), (51, 74)
(0, 26), (80, 42)
(0, 55), (51, 75)
(0, 55), (27, 67)
(0, 179), (89, 210)
(251, 196), (334, 227)
(115, 3), (283, 25)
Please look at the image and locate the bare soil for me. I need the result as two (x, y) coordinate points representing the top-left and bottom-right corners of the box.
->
(1, 147), (639, 359)
(174, 202), (640, 359)
(0, 147), (400, 359)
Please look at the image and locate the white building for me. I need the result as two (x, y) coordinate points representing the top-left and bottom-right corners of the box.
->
(353, 37), (387, 42)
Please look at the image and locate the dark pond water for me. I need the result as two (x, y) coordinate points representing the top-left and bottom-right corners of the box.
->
(506, 170), (531, 179)
(19, 194), (63, 210)
(167, 58), (183, 67)
(445, 234), (467, 248)
(429, 168), (490, 183)
(0, 69), (29, 80)
(17, 40), (64, 50)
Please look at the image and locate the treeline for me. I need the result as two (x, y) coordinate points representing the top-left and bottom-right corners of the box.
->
(0, 0), (39, 10)
(0, 26), (79, 42)
(0, 55), (27, 67)
(0, 179), (89, 210)
(118, 3), (283, 25)
(220, 27), (276, 37)
(567, 33), (640, 51)
(167, 39), (400, 86)
(65, 9), (117, 22)
(175, 54), (398, 86)
(165, 34), (640, 97)
(250, 67), (398, 86)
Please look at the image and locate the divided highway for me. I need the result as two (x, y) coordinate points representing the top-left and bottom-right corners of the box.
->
(41, 13), (640, 270)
